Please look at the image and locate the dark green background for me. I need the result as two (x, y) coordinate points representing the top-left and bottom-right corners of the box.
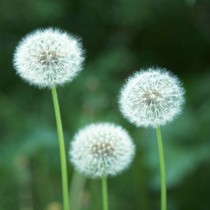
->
(1, 0), (210, 210)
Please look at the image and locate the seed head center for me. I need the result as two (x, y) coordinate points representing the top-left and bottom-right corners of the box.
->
(91, 142), (114, 157)
(38, 51), (59, 66)
(142, 90), (162, 105)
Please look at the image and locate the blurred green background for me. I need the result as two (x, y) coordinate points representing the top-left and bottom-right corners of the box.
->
(0, 0), (210, 210)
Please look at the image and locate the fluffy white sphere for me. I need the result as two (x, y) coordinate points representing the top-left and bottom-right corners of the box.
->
(13, 28), (85, 88)
(70, 123), (135, 178)
(119, 68), (185, 127)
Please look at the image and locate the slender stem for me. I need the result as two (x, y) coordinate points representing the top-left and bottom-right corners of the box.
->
(102, 176), (109, 210)
(156, 126), (167, 210)
(51, 86), (70, 210)
(69, 171), (86, 210)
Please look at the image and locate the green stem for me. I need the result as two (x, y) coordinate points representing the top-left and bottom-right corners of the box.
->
(156, 126), (167, 210)
(102, 176), (109, 210)
(51, 86), (70, 210)
(69, 171), (86, 210)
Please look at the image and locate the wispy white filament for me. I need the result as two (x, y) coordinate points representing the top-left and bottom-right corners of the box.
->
(13, 28), (84, 88)
(119, 68), (185, 127)
(70, 123), (135, 178)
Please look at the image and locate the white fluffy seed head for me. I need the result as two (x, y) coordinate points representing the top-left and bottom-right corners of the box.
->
(13, 28), (85, 88)
(70, 122), (135, 178)
(119, 68), (185, 128)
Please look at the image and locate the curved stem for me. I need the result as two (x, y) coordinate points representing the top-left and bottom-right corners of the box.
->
(102, 176), (109, 210)
(51, 86), (70, 210)
(156, 126), (167, 210)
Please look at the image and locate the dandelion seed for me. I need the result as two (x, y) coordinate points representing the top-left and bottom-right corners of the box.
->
(70, 123), (135, 178)
(119, 68), (185, 127)
(13, 28), (84, 88)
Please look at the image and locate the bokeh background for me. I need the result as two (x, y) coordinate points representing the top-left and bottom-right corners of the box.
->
(1, 0), (210, 210)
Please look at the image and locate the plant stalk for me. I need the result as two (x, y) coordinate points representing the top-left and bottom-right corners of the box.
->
(51, 86), (70, 210)
(156, 126), (167, 210)
(102, 176), (109, 210)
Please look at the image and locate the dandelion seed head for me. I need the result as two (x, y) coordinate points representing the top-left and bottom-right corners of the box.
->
(70, 123), (135, 178)
(13, 28), (84, 88)
(119, 68), (185, 127)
